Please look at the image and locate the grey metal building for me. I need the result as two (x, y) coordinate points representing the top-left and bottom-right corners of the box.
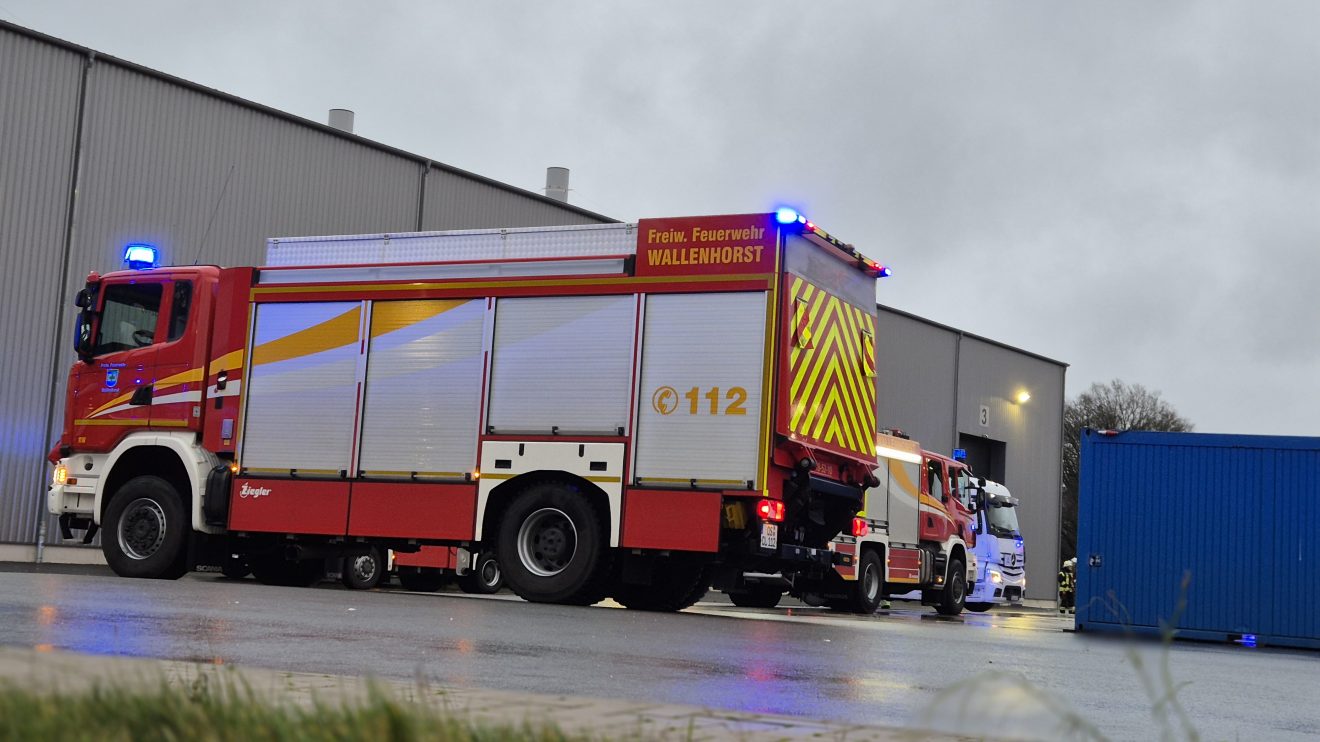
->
(0, 21), (612, 556)
(876, 305), (1067, 598)
(2, 21), (1066, 598)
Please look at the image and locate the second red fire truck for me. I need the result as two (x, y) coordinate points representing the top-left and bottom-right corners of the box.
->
(47, 210), (886, 611)
(728, 432), (978, 615)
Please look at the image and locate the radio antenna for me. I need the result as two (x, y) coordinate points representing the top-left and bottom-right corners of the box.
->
(191, 163), (236, 265)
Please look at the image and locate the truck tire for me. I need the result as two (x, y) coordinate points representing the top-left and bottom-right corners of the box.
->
(496, 480), (611, 605)
(251, 557), (323, 587)
(965, 602), (993, 612)
(457, 552), (503, 594)
(728, 583), (783, 609)
(398, 569), (448, 592)
(341, 547), (384, 590)
(101, 475), (189, 579)
(614, 564), (710, 612)
(849, 550), (885, 614)
(935, 559), (967, 616)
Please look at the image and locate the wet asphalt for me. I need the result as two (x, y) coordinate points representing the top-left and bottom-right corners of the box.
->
(0, 566), (1316, 741)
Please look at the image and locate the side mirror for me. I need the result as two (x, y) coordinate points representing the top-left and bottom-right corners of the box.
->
(73, 310), (95, 363)
(75, 288), (95, 309)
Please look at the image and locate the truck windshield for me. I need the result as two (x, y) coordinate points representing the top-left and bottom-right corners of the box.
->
(94, 283), (162, 355)
(986, 501), (1020, 537)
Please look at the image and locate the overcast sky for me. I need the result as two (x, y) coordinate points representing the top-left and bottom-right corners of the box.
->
(4, 1), (1317, 435)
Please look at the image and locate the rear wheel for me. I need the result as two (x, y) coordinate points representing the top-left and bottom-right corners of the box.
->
(496, 480), (611, 605)
(728, 583), (783, 609)
(614, 563), (710, 612)
(457, 552), (504, 594)
(101, 476), (188, 580)
(341, 547), (384, 590)
(935, 559), (967, 616)
(398, 569), (448, 592)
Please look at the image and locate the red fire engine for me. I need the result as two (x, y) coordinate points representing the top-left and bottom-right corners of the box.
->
(727, 432), (979, 614)
(48, 210), (885, 611)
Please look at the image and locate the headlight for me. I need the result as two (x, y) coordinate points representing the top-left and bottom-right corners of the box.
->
(989, 571), (1003, 584)
(52, 464), (68, 487)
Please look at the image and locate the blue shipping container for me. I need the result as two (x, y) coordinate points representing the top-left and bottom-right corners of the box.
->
(1076, 429), (1320, 650)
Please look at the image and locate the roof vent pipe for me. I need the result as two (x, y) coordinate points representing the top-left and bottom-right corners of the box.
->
(328, 109), (355, 133)
(545, 167), (570, 202)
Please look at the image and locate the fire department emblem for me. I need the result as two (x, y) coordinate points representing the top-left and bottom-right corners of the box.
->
(105, 369), (119, 389)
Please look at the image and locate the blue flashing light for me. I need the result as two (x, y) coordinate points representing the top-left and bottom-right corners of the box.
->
(123, 243), (158, 270)
(952, 448), (967, 461)
(1238, 633), (1257, 648)
(775, 207), (801, 224)
(878, 265), (893, 278)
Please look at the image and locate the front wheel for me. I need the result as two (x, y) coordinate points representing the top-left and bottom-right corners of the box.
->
(496, 480), (611, 604)
(341, 547), (384, 590)
(457, 552), (504, 594)
(101, 476), (188, 579)
(848, 550), (885, 614)
(935, 559), (967, 616)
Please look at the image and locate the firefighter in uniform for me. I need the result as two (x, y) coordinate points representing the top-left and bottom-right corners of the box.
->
(1058, 557), (1076, 613)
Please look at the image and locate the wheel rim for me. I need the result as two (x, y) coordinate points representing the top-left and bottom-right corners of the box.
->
(118, 497), (166, 560)
(862, 560), (880, 602)
(351, 555), (378, 583)
(479, 558), (501, 587)
(951, 571), (965, 604)
(516, 508), (577, 577)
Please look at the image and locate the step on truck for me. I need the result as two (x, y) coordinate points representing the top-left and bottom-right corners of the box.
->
(733, 432), (977, 614)
(47, 209), (887, 611)
(964, 478), (1025, 611)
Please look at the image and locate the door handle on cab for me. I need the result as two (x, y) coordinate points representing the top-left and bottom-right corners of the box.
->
(129, 385), (153, 406)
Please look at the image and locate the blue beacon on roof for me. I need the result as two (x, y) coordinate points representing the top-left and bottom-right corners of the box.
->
(123, 243), (159, 270)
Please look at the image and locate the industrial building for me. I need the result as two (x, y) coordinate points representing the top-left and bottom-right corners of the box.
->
(0, 20), (1065, 599)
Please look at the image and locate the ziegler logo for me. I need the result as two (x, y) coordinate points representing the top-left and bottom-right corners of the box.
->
(239, 483), (271, 499)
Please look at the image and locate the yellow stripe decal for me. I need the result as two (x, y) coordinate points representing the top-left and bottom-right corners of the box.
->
(369, 300), (470, 339)
(251, 306), (361, 366)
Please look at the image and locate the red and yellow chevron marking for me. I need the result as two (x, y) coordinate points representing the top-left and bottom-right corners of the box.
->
(786, 276), (877, 460)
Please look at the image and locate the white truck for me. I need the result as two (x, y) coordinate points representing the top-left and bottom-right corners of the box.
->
(965, 479), (1025, 611)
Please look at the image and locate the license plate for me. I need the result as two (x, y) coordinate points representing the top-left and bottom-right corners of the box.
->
(760, 523), (778, 550)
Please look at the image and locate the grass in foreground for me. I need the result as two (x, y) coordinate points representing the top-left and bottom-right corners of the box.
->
(0, 680), (583, 742)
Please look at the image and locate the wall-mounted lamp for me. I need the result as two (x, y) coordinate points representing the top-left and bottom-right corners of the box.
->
(1015, 390), (1032, 404)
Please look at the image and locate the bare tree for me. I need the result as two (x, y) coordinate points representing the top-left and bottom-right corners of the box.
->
(1061, 380), (1192, 560)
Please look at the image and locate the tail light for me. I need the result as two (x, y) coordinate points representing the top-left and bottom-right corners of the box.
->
(756, 499), (785, 523)
(852, 517), (869, 538)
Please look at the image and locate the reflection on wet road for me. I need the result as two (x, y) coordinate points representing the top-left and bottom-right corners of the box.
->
(1, 569), (1316, 741)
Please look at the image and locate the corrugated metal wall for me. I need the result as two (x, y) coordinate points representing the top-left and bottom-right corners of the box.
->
(0, 22), (611, 546)
(875, 309), (958, 447)
(1076, 431), (1319, 649)
(875, 306), (1067, 599)
(957, 337), (1065, 597)
(0, 29), (83, 544)
(421, 168), (603, 230)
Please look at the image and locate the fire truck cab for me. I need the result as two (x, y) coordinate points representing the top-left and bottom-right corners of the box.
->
(48, 211), (886, 612)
